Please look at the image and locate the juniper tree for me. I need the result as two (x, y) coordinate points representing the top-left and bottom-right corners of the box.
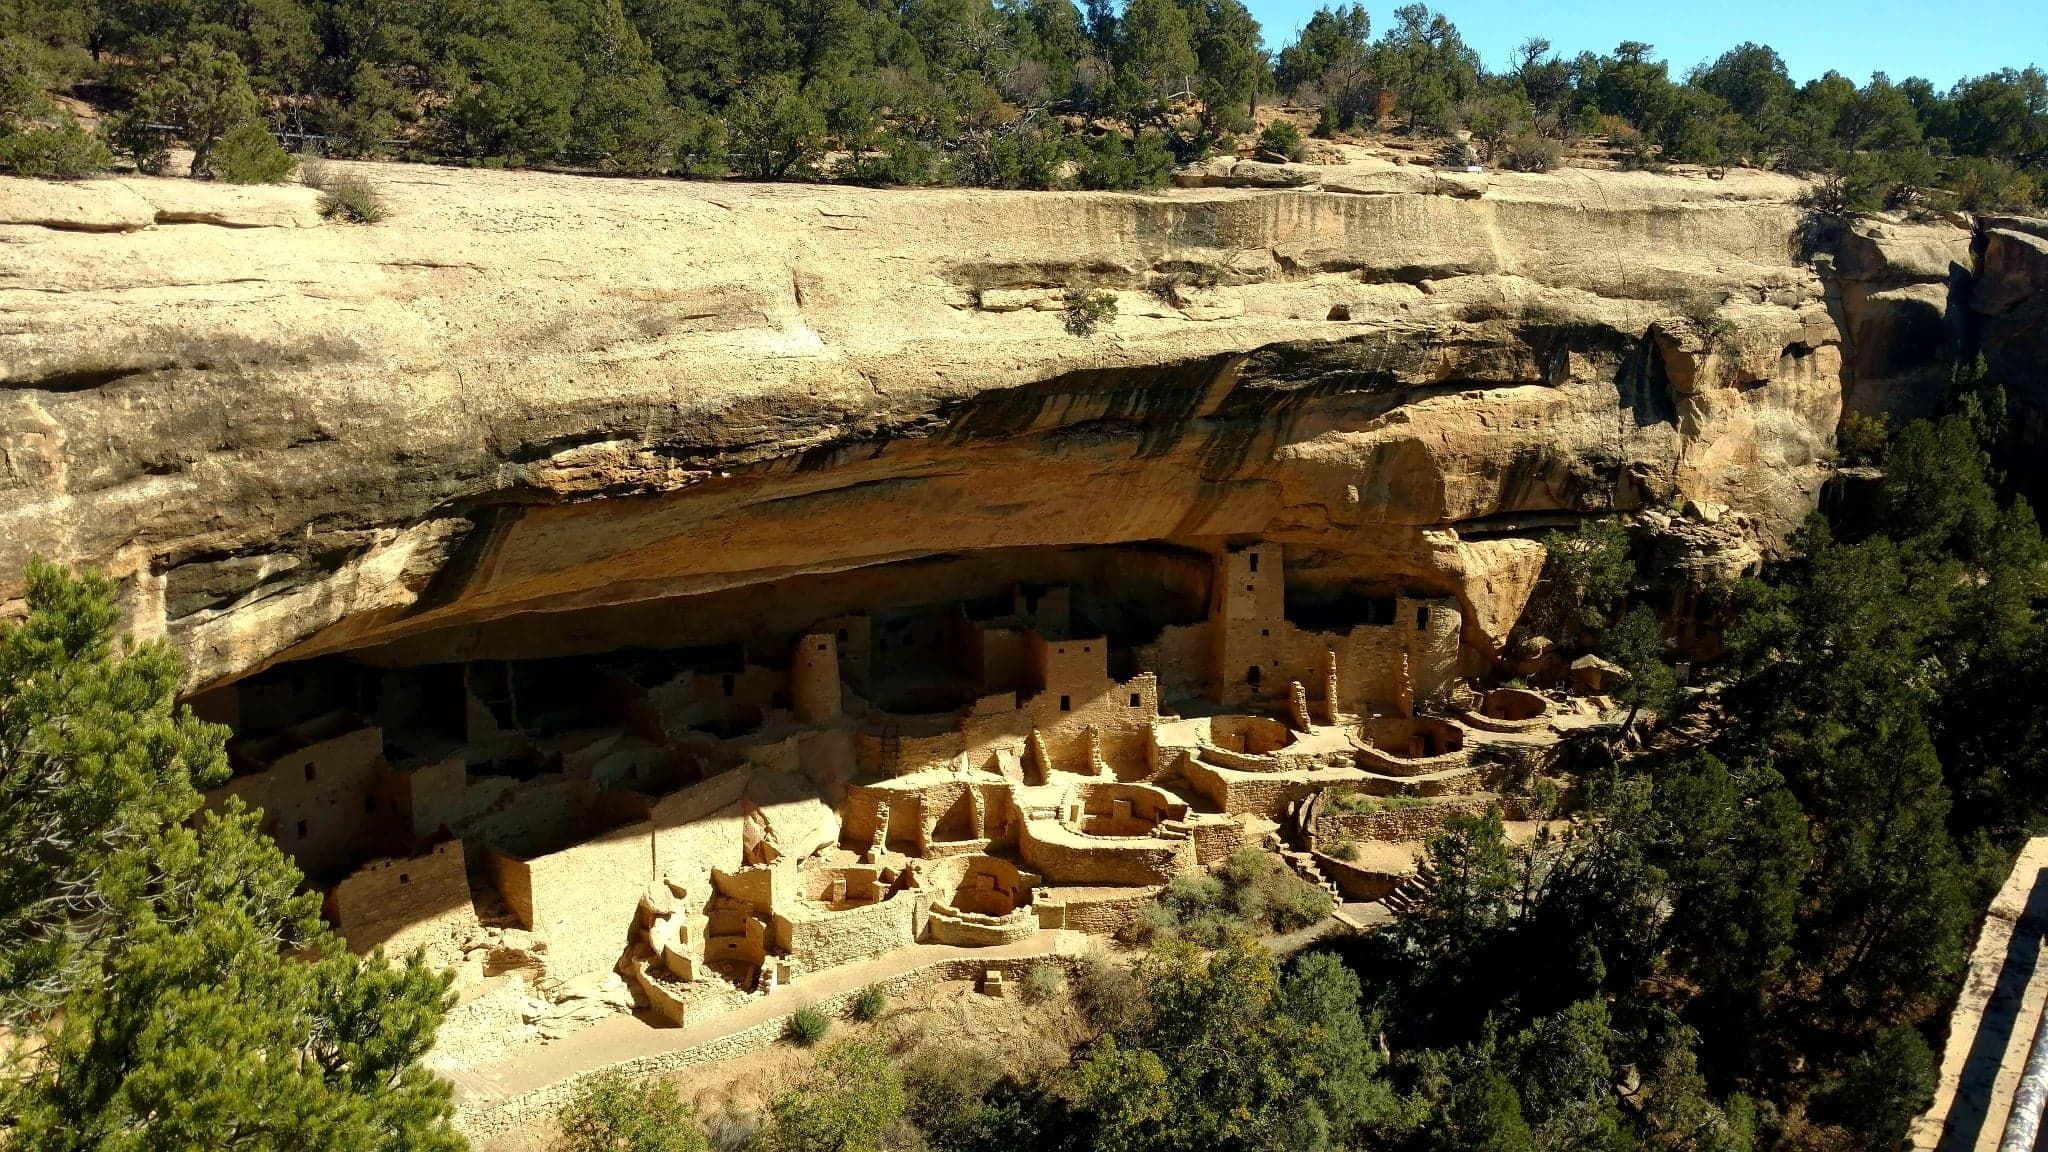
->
(0, 562), (465, 1152)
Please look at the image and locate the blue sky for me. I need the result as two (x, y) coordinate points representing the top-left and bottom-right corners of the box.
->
(1238, 0), (2046, 89)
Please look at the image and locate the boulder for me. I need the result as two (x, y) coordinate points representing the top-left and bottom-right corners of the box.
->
(1976, 227), (2048, 316)
(1172, 157), (1323, 188)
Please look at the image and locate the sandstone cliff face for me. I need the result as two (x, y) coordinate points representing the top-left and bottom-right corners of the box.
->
(1974, 216), (2048, 486)
(0, 161), (1884, 688)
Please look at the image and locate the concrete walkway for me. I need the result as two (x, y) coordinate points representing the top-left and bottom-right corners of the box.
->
(1913, 838), (2048, 1152)
(445, 930), (1084, 1120)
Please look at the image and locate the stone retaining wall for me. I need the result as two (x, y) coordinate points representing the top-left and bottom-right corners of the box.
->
(455, 951), (1084, 1139)
(1313, 795), (1527, 844)
(1314, 852), (1404, 901)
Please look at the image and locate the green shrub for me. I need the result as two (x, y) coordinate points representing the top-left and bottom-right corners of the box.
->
(314, 172), (389, 223)
(210, 121), (294, 184)
(1063, 288), (1117, 336)
(757, 1041), (904, 1152)
(951, 124), (1070, 189)
(1612, 124), (1663, 172)
(786, 1006), (830, 1046)
(1256, 118), (1306, 162)
(128, 44), (265, 179)
(1073, 952), (1151, 1038)
(673, 103), (728, 178)
(1328, 839), (1361, 862)
(701, 1103), (760, 1152)
(1220, 847), (1270, 888)
(1500, 130), (1560, 172)
(553, 1070), (708, 1152)
(850, 984), (887, 1021)
(1121, 899), (1180, 944)
(1331, 792), (1380, 814)
(1265, 872), (1333, 931)
(1384, 795), (1426, 811)
(103, 109), (170, 175)
(1945, 154), (2041, 212)
(1163, 870), (1226, 914)
(726, 73), (824, 180)
(0, 123), (111, 178)
(1811, 1025), (1937, 1149)
(1073, 129), (1173, 190)
(1019, 961), (1066, 1005)
(1838, 410), (1891, 466)
(1314, 103), (1338, 138)
(838, 131), (939, 186)
(901, 1045), (1006, 1151)
(1142, 849), (1334, 942)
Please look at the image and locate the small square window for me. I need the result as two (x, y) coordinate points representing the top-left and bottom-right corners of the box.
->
(398, 873), (409, 884)
(1246, 584), (1255, 593)
(1129, 693), (1142, 707)
(1261, 628), (1270, 637)
(1249, 553), (1259, 572)
(817, 641), (828, 652)
(1059, 695), (1071, 712)
(1416, 606), (1430, 629)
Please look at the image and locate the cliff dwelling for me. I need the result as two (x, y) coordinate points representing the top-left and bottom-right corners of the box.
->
(186, 536), (1589, 1028)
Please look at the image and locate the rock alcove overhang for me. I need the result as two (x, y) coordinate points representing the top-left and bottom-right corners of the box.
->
(0, 164), (1866, 695)
(167, 317), (1705, 699)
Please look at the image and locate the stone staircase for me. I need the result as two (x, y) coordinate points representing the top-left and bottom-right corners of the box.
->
(1279, 848), (1341, 901)
(1380, 859), (1439, 916)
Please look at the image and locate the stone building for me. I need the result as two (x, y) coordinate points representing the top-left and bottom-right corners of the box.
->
(195, 537), (1552, 1022)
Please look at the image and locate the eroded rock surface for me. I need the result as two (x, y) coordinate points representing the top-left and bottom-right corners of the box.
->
(1, 162), (1882, 687)
(1976, 217), (2048, 482)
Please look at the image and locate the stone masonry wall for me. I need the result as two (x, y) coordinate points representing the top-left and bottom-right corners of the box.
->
(1314, 795), (1527, 845)
(326, 839), (476, 957)
(779, 894), (917, 971)
(1019, 821), (1196, 885)
(521, 821), (655, 980)
(454, 950), (1086, 1139)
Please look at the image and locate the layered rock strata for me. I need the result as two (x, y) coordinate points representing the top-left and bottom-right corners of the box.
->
(0, 161), (1899, 686)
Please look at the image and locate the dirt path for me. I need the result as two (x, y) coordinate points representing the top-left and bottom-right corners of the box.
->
(445, 930), (1086, 1122)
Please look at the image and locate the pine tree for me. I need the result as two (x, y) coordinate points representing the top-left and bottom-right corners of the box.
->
(0, 559), (227, 1026)
(0, 562), (465, 1152)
